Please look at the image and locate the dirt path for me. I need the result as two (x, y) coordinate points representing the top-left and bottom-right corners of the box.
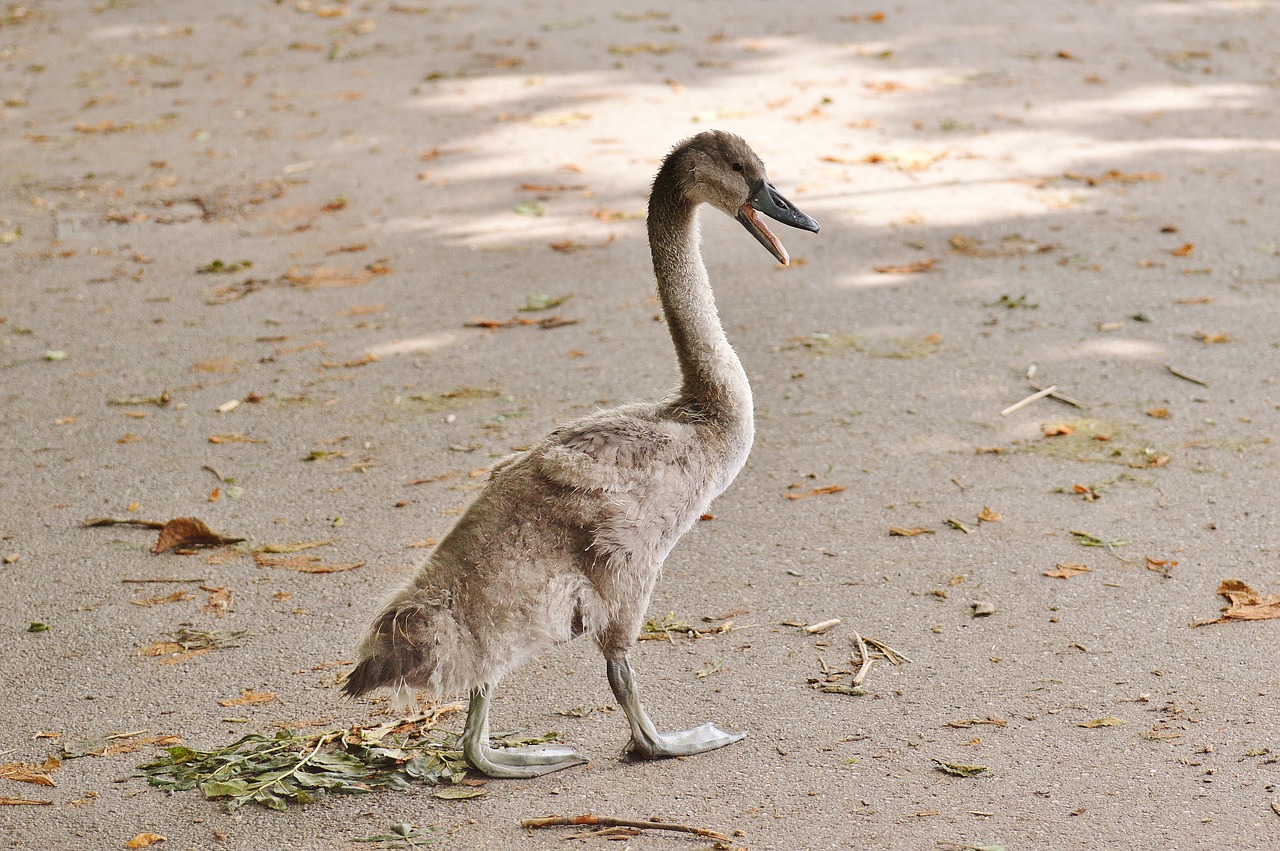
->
(2, 1), (1278, 848)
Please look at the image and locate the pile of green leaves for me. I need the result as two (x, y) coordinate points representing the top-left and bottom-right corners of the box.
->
(139, 717), (483, 812)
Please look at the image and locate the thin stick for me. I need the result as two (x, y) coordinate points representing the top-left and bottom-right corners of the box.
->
(83, 517), (167, 529)
(1165, 364), (1208, 387)
(804, 617), (841, 634)
(850, 629), (874, 686)
(202, 463), (226, 482)
(121, 577), (210, 584)
(864, 636), (915, 665)
(1000, 385), (1058, 416)
(521, 815), (729, 842)
(1029, 381), (1087, 409)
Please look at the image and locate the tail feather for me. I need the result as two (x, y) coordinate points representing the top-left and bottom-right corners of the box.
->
(342, 655), (397, 699)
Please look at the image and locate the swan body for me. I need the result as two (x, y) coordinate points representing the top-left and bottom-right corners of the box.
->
(344, 130), (819, 777)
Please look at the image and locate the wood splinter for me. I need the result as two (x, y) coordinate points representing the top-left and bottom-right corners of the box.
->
(804, 618), (841, 634)
(1000, 385), (1058, 417)
(521, 814), (730, 842)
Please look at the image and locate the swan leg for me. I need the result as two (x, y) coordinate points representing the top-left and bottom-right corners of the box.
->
(606, 657), (746, 760)
(459, 682), (588, 779)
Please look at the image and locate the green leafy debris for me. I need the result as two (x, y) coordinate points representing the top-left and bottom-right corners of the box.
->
(519, 294), (572, 312)
(933, 759), (988, 777)
(196, 259), (254, 275)
(138, 716), (484, 812)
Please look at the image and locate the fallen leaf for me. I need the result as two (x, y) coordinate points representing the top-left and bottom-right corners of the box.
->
(519, 294), (572, 312)
(129, 590), (195, 608)
(933, 759), (987, 777)
(151, 518), (245, 554)
(256, 541), (331, 554)
(1145, 408), (1170, 419)
(889, 526), (934, 537)
(1196, 579), (1280, 625)
(1171, 243), (1194, 257)
(253, 554), (364, 573)
(784, 485), (846, 500)
(977, 507), (1002, 523)
(217, 689), (276, 707)
(1144, 556), (1178, 575)
(200, 586), (231, 618)
(1044, 424), (1074, 437)
(1079, 716), (1124, 728)
(1044, 563), (1091, 579)
(466, 315), (580, 330)
(432, 785), (488, 799)
(874, 259), (936, 274)
(208, 433), (267, 444)
(125, 833), (167, 848)
(0, 757), (59, 787)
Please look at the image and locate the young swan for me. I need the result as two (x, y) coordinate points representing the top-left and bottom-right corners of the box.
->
(344, 130), (819, 778)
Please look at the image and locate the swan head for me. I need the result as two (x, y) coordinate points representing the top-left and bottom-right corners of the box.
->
(663, 130), (820, 266)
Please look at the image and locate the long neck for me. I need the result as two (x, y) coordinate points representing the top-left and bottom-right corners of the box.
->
(647, 179), (752, 423)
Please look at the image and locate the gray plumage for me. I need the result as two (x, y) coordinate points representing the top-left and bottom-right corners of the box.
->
(344, 130), (818, 777)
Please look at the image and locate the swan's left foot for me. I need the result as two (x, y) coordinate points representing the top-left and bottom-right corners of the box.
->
(461, 684), (588, 779)
(606, 657), (746, 762)
(624, 721), (746, 760)
(465, 741), (588, 779)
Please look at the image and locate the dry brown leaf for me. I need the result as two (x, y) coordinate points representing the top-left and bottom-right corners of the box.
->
(253, 554), (365, 573)
(1145, 556), (1179, 576)
(977, 507), (1002, 523)
(320, 352), (379, 369)
(217, 689), (276, 707)
(129, 590), (195, 608)
(1043, 424), (1075, 437)
(1044, 563), (1091, 579)
(1198, 579), (1280, 625)
(889, 526), (934, 537)
(466, 315), (580, 330)
(151, 518), (245, 554)
(784, 485), (846, 500)
(1171, 243), (1194, 257)
(874, 259), (936, 274)
(200, 586), (231, 618)
(208, 433), (267, 444)
(1146, 408), (1170, 419)
(0, 757), (59, 788)
(125, 833), (167, 849)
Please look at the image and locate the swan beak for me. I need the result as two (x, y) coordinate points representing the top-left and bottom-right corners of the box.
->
(737, 181), (820, 266)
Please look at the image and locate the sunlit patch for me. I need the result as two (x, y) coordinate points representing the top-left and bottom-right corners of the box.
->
(1067, 338), (1165, 359)
(367, 333), (459, 357)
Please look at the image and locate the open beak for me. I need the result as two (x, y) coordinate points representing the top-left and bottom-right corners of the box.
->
(736, 180), (820, 266)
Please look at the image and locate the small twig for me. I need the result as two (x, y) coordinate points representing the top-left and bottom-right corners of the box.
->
(202, 463), (226, 482)
(850, 629), (874, 687)
(1000, 385), (1058, 416)
(83, 517), (167, 529)
(864, 636), (915, 665)
(1165, 364), (1208, 387)
(1029, 380), (1087, 409)
(121, 577), (210, 584)
(521, 814), (729, 842)
(805, 618), (841, 634)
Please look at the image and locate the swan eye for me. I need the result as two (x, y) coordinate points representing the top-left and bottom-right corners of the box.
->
(731, 162), (744, 173)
